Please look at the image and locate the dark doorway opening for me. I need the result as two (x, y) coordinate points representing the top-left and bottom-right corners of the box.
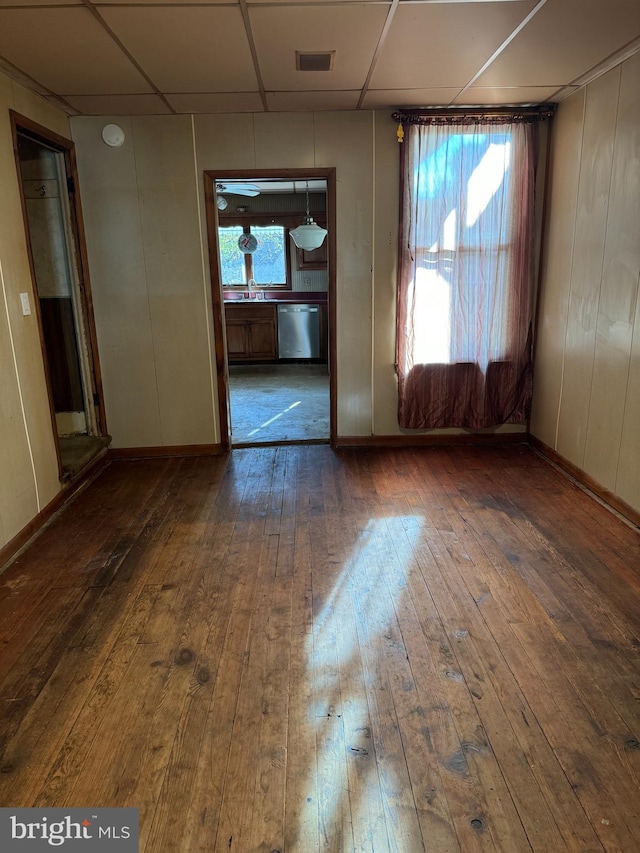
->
(204, 168), (337, 450)
(12, 113), (108, 479)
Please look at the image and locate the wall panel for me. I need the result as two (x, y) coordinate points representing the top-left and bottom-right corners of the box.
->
(617, 289), (640, 509)
(131, 115), (216, 446)
(530, 90), (585, 445)
(584, 53), (640, 488)
(253, 112), (315, 170)
(372, 111), (400, 436)
(556, 68), (619, 468)
(531, 52), (640, 516)
(72, 116), (162, 448)
(314, 110), (374, 436)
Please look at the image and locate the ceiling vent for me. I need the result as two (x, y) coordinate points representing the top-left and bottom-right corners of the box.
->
(296, 51), (336, 72)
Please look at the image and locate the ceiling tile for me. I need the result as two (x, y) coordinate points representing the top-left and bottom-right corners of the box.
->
(0, 0), (637, 117)
(100, 6), (257, 92)
(0, 8), (152, 94)
(370, 1), (537, 90)
(266, 91), (360, 111)
(166, 92), (264, 113)
(0, 0), (83, 4)
(250, 0), (374, 3)
(453, 86), (561, 105)
(0, 0), (84, 8)
(65, 93), (172, 115)
(97, 0), (232, 3)
(475, 0), (640, 87)
(249, 5), (388, 91)
(362, 88), (462, 109)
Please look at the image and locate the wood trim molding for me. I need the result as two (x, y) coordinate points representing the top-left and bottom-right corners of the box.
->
(0, 451), (109, 573)
(109, 444), (223, 460)
(335, 432), (528, 448)
(529, 435), (640, 530)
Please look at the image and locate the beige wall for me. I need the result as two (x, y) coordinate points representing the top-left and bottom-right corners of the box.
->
(71, 84), (639, 517)
(532, 51), (640, 514)
(73, 109), (528, 452)
(72, 115), (217, 448)
(0, 70), (71, 550)
(73, 110), (379, 443)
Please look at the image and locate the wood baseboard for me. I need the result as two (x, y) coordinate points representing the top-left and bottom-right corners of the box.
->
(529, 435), (640, 530)
(335, 432), (528, 449)
(109, 443), (223, 460)
(0, 450), (110, 572)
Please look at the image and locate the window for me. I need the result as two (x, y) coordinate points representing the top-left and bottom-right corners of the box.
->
(219, 225), (288, 287)
(395, 111), (549, 429)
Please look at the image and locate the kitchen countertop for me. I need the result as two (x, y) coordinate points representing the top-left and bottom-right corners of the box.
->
(223, 290), (327, 304)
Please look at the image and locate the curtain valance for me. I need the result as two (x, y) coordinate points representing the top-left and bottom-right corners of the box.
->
(392, 106), (555, 128)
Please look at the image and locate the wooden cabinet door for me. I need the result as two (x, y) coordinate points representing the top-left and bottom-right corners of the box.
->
(225, 304), (277, 362)
(226, 320), (249, 359)
(248, 320), (277, 359)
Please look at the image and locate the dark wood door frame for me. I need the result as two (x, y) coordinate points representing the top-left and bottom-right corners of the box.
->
(203, 168), (337, 450)
(10, 111), (107, 477)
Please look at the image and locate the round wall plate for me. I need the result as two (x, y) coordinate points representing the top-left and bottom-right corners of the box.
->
(101, 124), (125, 147)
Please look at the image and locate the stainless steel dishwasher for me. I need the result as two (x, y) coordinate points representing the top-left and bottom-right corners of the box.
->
(277, 304), (320, 359)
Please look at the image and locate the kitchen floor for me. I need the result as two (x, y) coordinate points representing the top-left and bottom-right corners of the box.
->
(228, 362), (330, 444)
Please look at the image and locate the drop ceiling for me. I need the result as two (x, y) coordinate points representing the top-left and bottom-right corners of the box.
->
(0, 0), (639, 115)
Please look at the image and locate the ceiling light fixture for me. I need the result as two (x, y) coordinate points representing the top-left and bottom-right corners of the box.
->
(290, 181), (327, 251)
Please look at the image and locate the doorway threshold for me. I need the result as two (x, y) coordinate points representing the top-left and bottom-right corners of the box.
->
(231, 438), (330, 449)
(59, 435), (111, 480)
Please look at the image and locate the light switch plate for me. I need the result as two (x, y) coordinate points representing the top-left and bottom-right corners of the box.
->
(20, 292), (31, 315)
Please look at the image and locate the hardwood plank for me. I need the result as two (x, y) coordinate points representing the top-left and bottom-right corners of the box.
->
(0, 445), (638, 852)
(172, 452), (280, 851)
(283, 449), (321, 853)
(412, 510), (606, 851)
(307, 511), (355, 851)
(319, 491), (394, 852)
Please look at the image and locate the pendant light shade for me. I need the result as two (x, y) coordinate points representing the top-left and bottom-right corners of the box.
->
(290, 220), (327, 251)
(290, 181), (327, 251)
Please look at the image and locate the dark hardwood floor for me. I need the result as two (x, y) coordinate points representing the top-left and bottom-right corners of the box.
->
(0, 444), (639, 852)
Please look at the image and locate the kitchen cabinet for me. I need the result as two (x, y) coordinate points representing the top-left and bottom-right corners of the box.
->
(225, 303), (277, 362)
(295, 242), (327, 270)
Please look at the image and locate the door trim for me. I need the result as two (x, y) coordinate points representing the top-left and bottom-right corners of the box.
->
(203, 167), (337, 450)
(10, 111), (107, 477)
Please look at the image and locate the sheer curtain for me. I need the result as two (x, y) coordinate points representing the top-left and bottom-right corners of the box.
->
(395, 113), (543, 429)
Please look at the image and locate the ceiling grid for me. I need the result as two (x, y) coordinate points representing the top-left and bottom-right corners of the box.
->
(0, 0), (638, 114)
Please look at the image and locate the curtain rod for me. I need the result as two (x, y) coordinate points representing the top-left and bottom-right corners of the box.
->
(392, 105), (556, 126)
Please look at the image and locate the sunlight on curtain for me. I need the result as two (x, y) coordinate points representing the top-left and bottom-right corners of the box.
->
(396, 117), (539, 429)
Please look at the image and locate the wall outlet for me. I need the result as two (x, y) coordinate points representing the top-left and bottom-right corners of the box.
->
(20, 292), (31, 316)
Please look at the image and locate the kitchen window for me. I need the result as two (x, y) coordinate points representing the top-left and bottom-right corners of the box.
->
(219, 225), (289, 288)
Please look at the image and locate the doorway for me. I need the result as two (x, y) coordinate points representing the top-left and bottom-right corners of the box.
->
(204, 169), (336, 449)
(12, 113), (108, 479)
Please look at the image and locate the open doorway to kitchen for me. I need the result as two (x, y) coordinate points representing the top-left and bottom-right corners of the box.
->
(204, 169), (336, 449)
(11, 113), (108, 480)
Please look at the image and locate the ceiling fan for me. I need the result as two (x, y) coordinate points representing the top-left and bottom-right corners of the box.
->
(215, 181), (260, 211)
(215, 182), (260, 197)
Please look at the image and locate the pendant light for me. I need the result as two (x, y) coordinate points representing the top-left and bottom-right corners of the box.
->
(290, 181), (327, 251)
